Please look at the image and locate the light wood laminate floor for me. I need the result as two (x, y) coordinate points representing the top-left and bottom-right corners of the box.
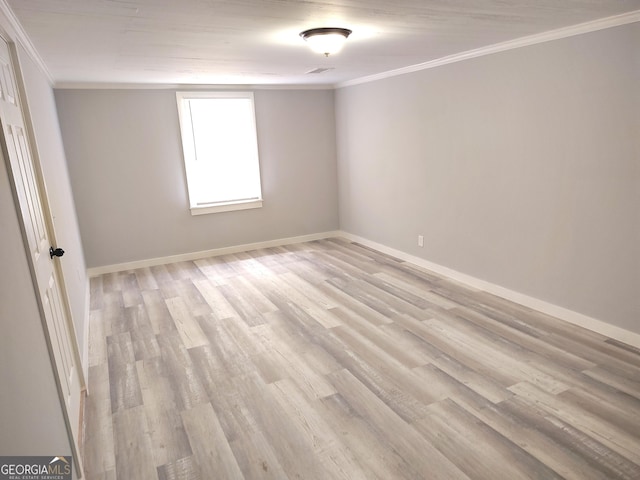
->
(84, 238), (640, 480)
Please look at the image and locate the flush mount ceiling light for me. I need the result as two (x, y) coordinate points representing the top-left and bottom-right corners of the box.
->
(300, 27), (352, 57)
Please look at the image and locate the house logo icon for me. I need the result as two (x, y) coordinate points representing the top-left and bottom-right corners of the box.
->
(47, 456), (72, 477)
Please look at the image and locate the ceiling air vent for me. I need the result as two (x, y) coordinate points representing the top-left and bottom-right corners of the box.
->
(305, 67), (334, 74)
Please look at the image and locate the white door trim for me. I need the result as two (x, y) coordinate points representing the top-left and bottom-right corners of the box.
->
(0, 33), (85, 478)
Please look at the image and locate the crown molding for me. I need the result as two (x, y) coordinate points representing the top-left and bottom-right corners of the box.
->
(0, 0), (54, 85)
(54, 81), (335, 90)
(338, 9), (640, 89)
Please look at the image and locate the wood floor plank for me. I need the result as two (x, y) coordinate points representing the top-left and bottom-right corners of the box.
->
(194, 255), (237, 283)
(327, 368), (471, 480)
(140, 289), (178, 335)
(149, 264), (174, 285)
(332, 323), (454, 408)
(278, 255), (332, 284)
(252, 320), (337, 400)
(452, 388), (634, 480)
(425, 315), (571, 394)
(327, 274), (428, 321)
(136, 358), (192, 467)
(315, 279), (395, 327)
(217, 282), (267, 327)
(256, 271), (343, 329)
(222, 251), (276, 279)
(415, 398), (564, 480)
(83, 363), (116, 476)
(181, 402), (244, 479)
(583, 365), (640, 400)
(121, 272), (143, 307)
(331, 306), (432, 368)
(377, 321), (445, 362)
(89, 275), (104, 310)
(280, 271), (339, 310)
(88, 309), (107, 367)
(165, 261), (203, 282)
(134, 267), (159, 291)
(268, 378), (370, 480)
(428, 350), (514, 404)
(392, 313), (518, 387)
(373, 271), (460, 309)
(188, 346), (290, 479)
(248, 246), (298, 275)
(317, 392), (418, 480)
(427, 313), (573, 394)
(567, 373), (640, 424)
(328, 326), (434, 422)
(450, 306), (597, 371)
(195, 314), (260, 379)
(127, 304), (161, 360)
(155, 333), (209, 411)
(503, 395), (640, 480)
(509, 382), (640, 465)
(101, 272), (122, 293)
(165, 297), (209, 349)
(85, 239), (640, 480)
(102, 291), (125, 336)
(320, 394), (420, 480)
(229, 371), (331, 480)
(91, 470), (117, 480)
(171, 280), (213, 317)
(156, 455), (200, 480)
(558, 386), (640, 440)
(113, 405), (158, 480)
(360, 271), (440, 309)
(316, 247), (385, 276)
(106, 331), (143, 413)
(264, 312), (343, 376)
(192, 278), (238, 320)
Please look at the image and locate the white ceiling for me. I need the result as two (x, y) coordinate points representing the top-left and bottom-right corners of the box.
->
(6, 0), (640, 87)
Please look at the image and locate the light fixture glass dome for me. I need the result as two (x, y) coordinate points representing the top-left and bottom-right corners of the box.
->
(300, 27), (352, 56)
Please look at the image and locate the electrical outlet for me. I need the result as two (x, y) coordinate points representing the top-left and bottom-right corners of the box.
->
(418, 235), (424, 247)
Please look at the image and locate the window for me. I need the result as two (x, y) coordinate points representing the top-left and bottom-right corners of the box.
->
(176, 91), (263, 215)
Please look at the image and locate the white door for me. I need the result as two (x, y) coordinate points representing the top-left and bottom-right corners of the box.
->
(0, 37), (84, 477)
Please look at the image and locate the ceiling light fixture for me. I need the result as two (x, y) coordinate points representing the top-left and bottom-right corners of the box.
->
(300, 27), (352, 57)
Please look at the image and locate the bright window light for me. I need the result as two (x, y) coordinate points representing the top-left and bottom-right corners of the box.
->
(176, 91), (263, 215)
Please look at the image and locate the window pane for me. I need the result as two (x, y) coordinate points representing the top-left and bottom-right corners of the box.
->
(177, 92), (262, 212)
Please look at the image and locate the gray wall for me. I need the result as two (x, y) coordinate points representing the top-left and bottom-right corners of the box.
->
(55, 88), (339, 268)
(336, 23), (639, 334)
(17, 44), (89, 367)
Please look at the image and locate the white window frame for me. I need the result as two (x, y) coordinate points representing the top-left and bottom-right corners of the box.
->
(176, 91), (263, 215)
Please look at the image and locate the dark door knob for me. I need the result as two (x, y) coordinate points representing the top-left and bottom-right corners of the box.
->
(49, 246), (65, 259)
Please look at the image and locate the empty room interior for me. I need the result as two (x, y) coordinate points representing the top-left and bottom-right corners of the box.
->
(1, 1), (639, 479)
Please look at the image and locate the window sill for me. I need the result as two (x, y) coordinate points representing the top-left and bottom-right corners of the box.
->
(190, 199), (263, 216)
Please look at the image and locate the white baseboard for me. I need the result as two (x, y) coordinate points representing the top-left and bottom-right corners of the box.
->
(339, 232), (640, 350)
(86, 230), (341, 277)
